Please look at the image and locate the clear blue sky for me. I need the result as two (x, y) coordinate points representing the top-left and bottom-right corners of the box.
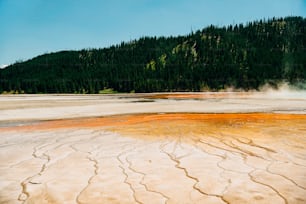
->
(0, 0), (305, 67)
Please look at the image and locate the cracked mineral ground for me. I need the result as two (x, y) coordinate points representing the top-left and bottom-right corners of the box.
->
(0, 92), (306, 204)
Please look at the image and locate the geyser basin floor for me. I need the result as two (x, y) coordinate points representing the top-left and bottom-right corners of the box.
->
(1, 93), (306, 203)
(1, 112), (306, 204)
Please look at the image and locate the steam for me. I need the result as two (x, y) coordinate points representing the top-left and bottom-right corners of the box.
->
(221, 82), (306, 100)
(0, 64), (8, 69)
(255, 82), (306, 99)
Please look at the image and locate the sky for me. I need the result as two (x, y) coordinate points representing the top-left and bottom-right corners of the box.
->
(0, 0), (305, 67)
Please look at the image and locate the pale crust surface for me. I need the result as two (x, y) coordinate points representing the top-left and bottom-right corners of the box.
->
(0, 93), (305, 204)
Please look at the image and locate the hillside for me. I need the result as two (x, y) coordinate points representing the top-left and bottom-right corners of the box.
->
(0, 16), (305, 93)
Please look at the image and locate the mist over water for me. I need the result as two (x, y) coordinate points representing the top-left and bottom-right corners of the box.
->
(255, 82), (306, 99)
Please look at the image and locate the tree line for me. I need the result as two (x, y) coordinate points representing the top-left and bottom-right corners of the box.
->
(0, 16), (305, 94)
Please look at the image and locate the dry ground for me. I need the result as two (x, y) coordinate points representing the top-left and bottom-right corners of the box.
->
(0, 93), (306, 204)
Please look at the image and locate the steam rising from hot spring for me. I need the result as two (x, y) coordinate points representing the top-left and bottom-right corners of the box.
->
(254, 82), (306, 99)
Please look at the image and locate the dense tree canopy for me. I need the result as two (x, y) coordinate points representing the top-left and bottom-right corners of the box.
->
(0, 16), (305, 94)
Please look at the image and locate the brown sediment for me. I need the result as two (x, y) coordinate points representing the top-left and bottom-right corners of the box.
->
(108, 113), (306, 142)
(146, 92), (252, 99)
(1, 113), (306, 134)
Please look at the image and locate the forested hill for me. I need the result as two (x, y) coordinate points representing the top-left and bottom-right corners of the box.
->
(1, 16), (305, 94)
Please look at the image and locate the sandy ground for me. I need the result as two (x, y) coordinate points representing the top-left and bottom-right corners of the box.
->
(0, 93), (306, 204)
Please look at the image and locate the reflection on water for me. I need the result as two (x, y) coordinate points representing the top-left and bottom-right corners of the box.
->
(0, 120), (40, 128)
